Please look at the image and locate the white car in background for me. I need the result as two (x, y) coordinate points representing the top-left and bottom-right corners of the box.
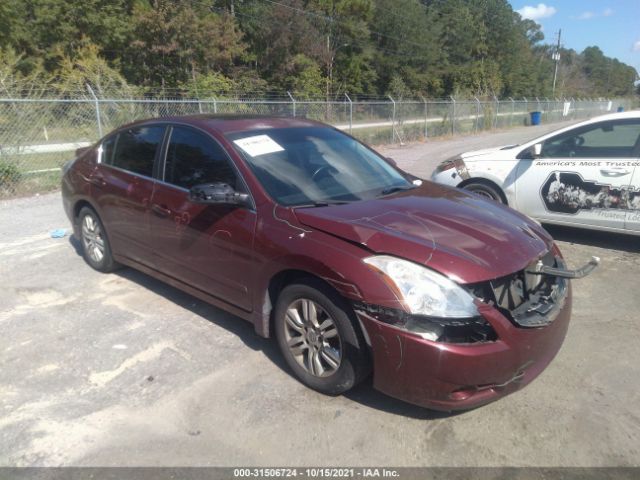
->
(430, 111), (640, 235)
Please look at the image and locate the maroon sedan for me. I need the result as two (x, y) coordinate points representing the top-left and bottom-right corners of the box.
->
(61, 115), (596, 410)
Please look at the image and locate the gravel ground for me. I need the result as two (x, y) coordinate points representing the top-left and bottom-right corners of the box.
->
(1, 120), (639, 467)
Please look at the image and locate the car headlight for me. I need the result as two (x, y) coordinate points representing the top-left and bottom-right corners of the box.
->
(434, 155), (469, 179)
(358, 256), (495, 343)
(363, 255), (479, 318)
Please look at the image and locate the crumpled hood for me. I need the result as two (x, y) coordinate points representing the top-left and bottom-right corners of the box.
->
(294, 183), (553, 284)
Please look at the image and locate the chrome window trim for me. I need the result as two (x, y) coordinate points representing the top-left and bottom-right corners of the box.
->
(98, 162), (156, 183)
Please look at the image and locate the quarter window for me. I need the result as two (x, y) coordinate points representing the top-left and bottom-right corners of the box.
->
(101, 135), (117, 165)
(111, 126), (165, 177)
(541, 120), (640, 158)
(164, 126), (240, 190)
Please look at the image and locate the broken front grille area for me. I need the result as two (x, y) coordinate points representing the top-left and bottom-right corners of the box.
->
(467, 251), (568, 328)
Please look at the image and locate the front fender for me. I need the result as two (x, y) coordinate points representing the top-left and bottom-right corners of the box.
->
(250, 221), (404, 337)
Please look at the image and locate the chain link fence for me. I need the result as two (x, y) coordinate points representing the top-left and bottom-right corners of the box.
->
(0, 95), (632, 197)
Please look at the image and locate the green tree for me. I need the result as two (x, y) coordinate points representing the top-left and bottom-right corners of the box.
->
(0, 47), (50, 97)
(285, 54), (326, 99)
(0, 0), (135, 72)
(371, 0), (441, 96)
(307, 0), (374, 99)
(55, 43), (132, 98)
(125, 0), (245, 90)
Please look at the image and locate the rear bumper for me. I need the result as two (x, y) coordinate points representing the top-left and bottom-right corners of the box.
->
(357, 285), (572, 411)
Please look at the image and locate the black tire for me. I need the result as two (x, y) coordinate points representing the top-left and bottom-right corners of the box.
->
(463, 181), (506, 204)
(274, 278), (370, 395)
(77, 206), (119, 273)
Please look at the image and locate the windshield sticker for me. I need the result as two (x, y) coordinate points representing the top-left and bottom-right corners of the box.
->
(233, 135), (285, 157)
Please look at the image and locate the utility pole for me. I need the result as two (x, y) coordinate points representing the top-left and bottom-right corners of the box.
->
(552, 29), (562, 96)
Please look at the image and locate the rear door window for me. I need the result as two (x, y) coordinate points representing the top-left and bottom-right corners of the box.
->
(111, 126), (165, 177)
(164, 126), (241, 190)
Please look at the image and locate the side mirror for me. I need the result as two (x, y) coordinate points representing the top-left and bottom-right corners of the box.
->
(533, 143), (542, 157)
(189, 182), (251, 207)
(386, 157), (398, 167)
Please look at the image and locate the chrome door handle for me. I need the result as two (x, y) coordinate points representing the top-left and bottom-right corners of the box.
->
(151, 204), (172, 217)
(600, 168), (631, 177)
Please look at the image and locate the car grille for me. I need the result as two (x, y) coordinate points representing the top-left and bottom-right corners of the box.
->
(467, 251), (568, 328)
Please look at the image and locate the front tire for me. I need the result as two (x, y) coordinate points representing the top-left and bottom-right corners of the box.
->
(274, 278), (370, 395)
(463, 181), (505, 203)
(78, 206), (119, 273)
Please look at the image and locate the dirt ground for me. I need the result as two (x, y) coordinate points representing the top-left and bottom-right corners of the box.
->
(1, 121), (639, 467)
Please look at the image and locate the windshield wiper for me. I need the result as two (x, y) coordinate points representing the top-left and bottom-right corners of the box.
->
(379, 185), (417, 196)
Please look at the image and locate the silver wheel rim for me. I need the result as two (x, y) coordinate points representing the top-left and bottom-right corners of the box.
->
(81, 214), (105, 264)
(284, 298), (342, 378)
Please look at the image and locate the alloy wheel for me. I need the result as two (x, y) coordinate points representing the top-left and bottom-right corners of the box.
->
(283, 298), (342, 377)
(81, 213), (105, 264)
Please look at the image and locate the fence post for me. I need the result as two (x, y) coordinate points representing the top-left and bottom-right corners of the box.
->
(509, 97), (515, 126)
(86, 84), (103, 138)
(493, 96), (499, 129)
(388, 95), (396, 144)
(450, 96), (456, 135)
(420, 95), (428, 139)
(287, 91), (296, 117)
(544, 97), (549, 121)
(474, 97), (480, 133)
(213, 97), (217, 114)
(344, 93), (353, 134)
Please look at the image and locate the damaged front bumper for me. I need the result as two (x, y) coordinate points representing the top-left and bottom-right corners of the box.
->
(355, 289), (572, 411)
(354, 254), (597, 411)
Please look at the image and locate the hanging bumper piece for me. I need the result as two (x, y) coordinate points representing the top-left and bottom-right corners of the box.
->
(527, 256), (600, 279)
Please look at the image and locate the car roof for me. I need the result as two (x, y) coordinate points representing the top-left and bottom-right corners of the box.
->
(577, 110), (640, 124)
(116, 114), (326, 136)
(520, 109), (640, 146)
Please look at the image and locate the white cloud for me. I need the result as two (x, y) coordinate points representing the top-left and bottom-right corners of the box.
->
(577, 11), (595, 20)
(633, 41), (640, 52)
(516, 3), (557, 21)
(574, 8), (614, 20)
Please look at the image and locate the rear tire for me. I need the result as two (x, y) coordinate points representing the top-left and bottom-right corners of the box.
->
(274, 278), (370, 395)
(78, 206), (119, 273)
(463, 181), (505, 203)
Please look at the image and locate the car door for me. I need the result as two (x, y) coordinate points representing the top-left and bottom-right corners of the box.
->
(90, 125), (166, 265)
(149, 125), (257, 312)
(515, 119), (640, 230)
(622, 141), (640, 233)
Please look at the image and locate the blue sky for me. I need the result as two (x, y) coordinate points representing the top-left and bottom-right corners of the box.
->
(509, 1), (640, 75)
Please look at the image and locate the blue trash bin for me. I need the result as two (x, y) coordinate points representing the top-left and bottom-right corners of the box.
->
(617, 106), (624, 112)
(530, 111), (542, 125)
